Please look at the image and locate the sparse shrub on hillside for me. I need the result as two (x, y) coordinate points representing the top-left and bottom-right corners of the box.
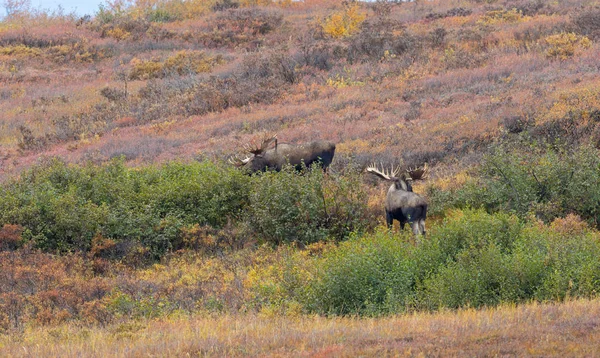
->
(17, 125), (52, 152)
(129, 58), (163, 80)
(213, 0), (240, 11)
(0, 29), (80, 49)
(200, 7), (283, 48)
(176, 75), (285, 116)
(52, 110), (112, 142)
(543, 32), (592, 60)
(0, 45), (43, 57)
(428, 27), (447, 48)
(128, 51), (292, 121)
(425, 7), (472, 20)
(512, 0), (551, 16)
(96, 15), (151, 41)
(163, 51), (224, 76)
(321, 2), (366, 39)
(129, 51), (223, 80)
(573, 9), (600, 40)
(100, 87), (127, 102)
(502, 115), (531, 134)
(242, 49), (298, 84)
(0, 224), (24, 251)
(296, 35), (339, 71)
(0, 40), (107, 63)
(346, 16), (416, 63)
(442, 45), (487, 69)
(478, 8), (525, 25)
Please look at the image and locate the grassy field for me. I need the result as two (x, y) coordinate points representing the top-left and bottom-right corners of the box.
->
(1, 298), (599, 357)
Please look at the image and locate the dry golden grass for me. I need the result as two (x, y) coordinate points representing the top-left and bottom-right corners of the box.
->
(1, 299), (599, 357)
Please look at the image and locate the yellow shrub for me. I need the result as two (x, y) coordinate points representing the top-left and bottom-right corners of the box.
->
(0, 45), (43, 58)
(540, 85), (600, 124)
(239, 0), (273, 5)
(47, 45), (72, 62)
(336, 139), (371, 154)
(75, 51), (95, 63)
(322, 3), (365, 38)
(105, 27), (131, 41)
(326, 74), (364, 88)
(130, 51), (223, 80)
(163, 50), (223, 75)
(478, 8), (525, 25)
(544, 32), (592, 60)
(129, 58), (163, 80)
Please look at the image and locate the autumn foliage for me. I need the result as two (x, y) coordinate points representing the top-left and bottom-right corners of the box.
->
(2, 0), (600, 354)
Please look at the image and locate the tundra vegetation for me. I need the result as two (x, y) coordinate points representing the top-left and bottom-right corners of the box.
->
(2, 0), (600, 355)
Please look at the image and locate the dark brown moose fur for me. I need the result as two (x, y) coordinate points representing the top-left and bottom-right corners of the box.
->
(231, 136), (336, 173)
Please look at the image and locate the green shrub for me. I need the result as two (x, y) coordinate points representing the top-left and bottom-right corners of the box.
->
(306, 228), (416, 316)
(0, 159), (109, 252)
(306, 209), (600, 315)
(428, 145), (600, 226)
(247, 165), (371, 246)
(0, 158), (250, 258)
(0, 158), (369, 259)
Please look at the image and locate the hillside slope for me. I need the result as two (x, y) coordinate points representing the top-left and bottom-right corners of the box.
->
(1, 0), (599, 181)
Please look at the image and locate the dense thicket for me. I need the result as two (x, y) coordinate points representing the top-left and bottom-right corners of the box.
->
(302, 209), (600, 315)
(428, 144), (600, 226)
(0, 158), (371, 258)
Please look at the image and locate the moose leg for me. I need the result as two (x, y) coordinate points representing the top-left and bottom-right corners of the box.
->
(411, 222), (421, 236)
(386, 211), (394, 229)
(419, 219), (426, 237)
(399, 220), (406, 231)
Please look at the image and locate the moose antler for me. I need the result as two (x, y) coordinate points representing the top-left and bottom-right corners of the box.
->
(243, 134), (277, 155)
(366, 163), (400, 181)
(406, 163), (429, 181)
(228, 155), (252, 167)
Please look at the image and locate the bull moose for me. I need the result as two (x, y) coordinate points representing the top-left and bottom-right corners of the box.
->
(366, 163), (429, 237)
(230, 135), (336, 173)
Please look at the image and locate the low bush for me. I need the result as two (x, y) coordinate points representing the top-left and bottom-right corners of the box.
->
(0, 158), (251, 257)
(321, 3), (366, 39)
(129, 51), (224, 80)
(347, 17), (416, 64)
(248, 165), (372, 246)
(306, 209), (600, 315)
(427, 144), (600, 226)
(543, 32), (591, 60)
(306, 229), (415, 315)
(0, 158), (370, 258)
(573, 9), (600, 40)
(199, 7), (283, 48)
